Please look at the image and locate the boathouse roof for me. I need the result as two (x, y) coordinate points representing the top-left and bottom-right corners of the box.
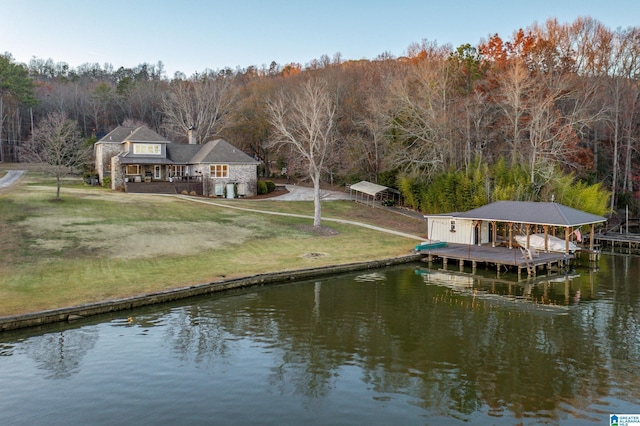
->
(453, 201), (606, 227)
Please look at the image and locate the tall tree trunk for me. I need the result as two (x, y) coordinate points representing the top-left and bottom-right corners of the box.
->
(312, 170), (322, 228)
(56, 174), (61, 201)
(0, 97), (4, 163)
(610, 103), (619, 213)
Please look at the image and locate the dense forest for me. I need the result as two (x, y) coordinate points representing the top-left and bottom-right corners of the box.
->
(1, 17), (637, 216)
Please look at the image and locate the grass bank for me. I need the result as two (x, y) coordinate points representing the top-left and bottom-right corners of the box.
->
(0, 173), (425, 317)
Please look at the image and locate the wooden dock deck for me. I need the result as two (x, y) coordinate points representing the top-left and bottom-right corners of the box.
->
(417, 243), (573, 279)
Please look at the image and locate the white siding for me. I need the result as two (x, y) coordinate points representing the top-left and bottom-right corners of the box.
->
(426, 216), (489, 245)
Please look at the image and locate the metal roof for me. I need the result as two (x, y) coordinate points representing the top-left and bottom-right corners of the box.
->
(349, 181), (389, 197)
(451, 201), (606, 227)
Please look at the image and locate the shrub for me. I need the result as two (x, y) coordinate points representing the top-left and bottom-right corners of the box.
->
(257, 181), (268, 195)
(398, 176), (420, 210)
(265, 180), (276, 193)
(83, 172), (98, 185)
(101, 176), (111, 188)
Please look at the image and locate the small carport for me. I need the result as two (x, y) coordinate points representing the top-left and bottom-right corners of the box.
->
(348, 181), (399, 208)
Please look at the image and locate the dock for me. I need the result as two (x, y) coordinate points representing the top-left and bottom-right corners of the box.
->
(592, 232), (640, 254)
(417, 243), (573, 280)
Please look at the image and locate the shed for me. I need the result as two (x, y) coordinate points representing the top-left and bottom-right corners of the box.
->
(348, 181), (400, 207)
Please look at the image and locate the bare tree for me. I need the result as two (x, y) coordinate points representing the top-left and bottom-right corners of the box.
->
(20, 111), (89, 200)
(495, 58), (535, 168)
(267, 77), (337, 228)
(386, 48), (454, 180)
(162, 75), (236, 143)
(87, 82), (114, 133)
(226, 78), (276, 176)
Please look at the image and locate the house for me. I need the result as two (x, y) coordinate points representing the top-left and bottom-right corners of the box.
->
(94, 126), (260, 197)
(424, 201), (607, 254)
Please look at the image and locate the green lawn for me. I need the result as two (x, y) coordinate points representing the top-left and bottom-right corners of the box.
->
(0, 174), (422, 316)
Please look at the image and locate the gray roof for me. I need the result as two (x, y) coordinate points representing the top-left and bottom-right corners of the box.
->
(96, 126), (259, 166)
(452, 201), (606, 227)
(166, 144), (202, 164)
(96, 126), (169, 144)
(96, 126), (136, 143)
(126, 127), (170, 143)
(118, 156), (173, 165)
(188, 139), (259, 164)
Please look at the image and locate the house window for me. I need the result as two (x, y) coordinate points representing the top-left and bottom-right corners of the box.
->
(170, 165), (185, 177)
(450, 220), (456, 232)
(210, 164), (229, 178)
(126, 165), (140, 175)
(133, 143), (161, 155)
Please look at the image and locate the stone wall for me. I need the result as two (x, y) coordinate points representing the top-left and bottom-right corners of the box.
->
(0, 254), (422, 331)
(110, 156), (124, 190)
(95, 142), (123, 183)
(206, 164), (258, 197)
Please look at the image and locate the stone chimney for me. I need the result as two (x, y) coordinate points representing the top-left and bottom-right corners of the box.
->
(188, 125), (196, 144)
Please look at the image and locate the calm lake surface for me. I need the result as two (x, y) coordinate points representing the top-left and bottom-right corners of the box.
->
(1, 254), (639, 425)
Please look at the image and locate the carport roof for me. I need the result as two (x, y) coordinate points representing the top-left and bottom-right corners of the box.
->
(349, 181), (389, 197)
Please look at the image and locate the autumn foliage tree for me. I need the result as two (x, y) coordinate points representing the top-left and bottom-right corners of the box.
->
(4, 15), (638, 213)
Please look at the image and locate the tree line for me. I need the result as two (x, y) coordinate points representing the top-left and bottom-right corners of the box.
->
(1, 16), (637, 216)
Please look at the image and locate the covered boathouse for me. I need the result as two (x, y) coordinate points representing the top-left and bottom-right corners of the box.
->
(420, 201), (607, 278)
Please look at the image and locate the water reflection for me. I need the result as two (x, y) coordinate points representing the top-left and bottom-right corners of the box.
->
(1, 255), (639, 424)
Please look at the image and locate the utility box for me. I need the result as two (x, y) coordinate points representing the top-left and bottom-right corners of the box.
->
(226, 183), (235, 199)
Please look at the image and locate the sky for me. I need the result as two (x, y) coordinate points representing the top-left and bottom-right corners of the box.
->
(2, 0), (639, 78)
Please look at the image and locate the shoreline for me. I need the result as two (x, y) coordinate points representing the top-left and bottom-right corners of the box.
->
(0, 253), (422, 332)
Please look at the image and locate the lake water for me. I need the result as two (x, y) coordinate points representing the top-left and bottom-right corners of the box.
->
(1, 254), (639, 425)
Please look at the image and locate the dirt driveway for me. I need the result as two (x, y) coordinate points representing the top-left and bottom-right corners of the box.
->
(0, 170), (25, 189)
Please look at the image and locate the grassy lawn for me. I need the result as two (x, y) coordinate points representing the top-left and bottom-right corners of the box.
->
(0, 172), (425, 317)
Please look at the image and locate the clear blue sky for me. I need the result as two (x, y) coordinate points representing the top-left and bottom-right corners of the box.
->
(2, 0), (638, 77)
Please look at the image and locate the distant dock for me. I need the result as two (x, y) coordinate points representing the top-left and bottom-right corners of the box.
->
(417, 243), (573, 280)
(592, 232), (640, 254)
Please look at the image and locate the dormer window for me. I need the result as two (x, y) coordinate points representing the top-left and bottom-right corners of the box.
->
(133, 143), (161, 155)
